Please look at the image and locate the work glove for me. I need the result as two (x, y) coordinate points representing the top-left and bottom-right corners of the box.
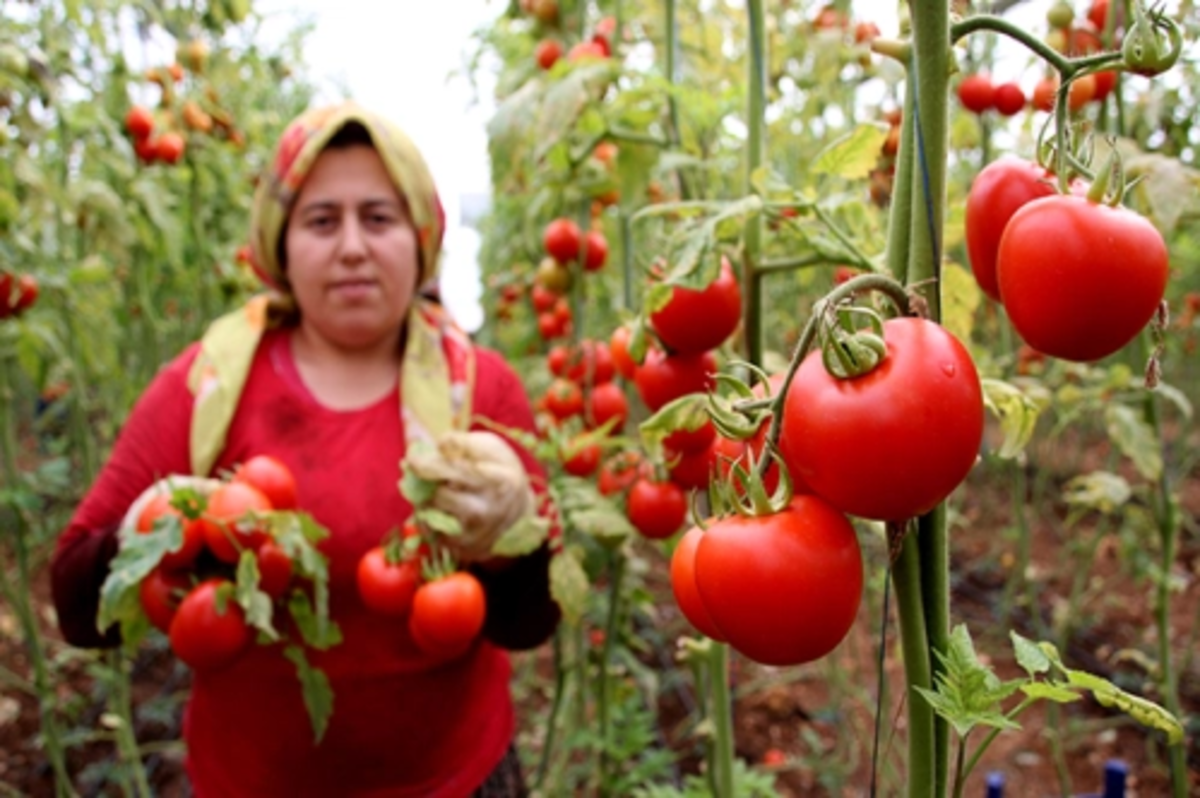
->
(403, 431), (537, 563)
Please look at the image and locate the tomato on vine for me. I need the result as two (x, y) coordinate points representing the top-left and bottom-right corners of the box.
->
(633, 349), (717, 412)
(409, 572), (487, 657)
(136, 492), (206, 571)
(649, 257), (742, 355)
(234, 454), (298, 510)
(204, 481), (273, 563)
(669, 526), (726, 641)
(168, 579), (253, 672)
(626, 478), (688, 540)
(357, 546), (422, 616)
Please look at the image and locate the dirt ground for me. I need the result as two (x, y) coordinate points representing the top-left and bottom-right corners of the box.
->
(2, 430), (1198, 797)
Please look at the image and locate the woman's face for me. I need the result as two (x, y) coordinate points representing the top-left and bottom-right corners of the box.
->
(284, 144), (419, 351)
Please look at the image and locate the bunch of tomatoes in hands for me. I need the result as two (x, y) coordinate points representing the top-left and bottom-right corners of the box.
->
(0, 269), (38, 320)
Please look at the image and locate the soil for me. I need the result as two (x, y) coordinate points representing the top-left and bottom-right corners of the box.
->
(2, 429), (1198, 797)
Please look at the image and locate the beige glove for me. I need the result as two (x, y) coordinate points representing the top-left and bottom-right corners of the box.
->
(403, 431), (537, 562)
(120, 476), (224, 532)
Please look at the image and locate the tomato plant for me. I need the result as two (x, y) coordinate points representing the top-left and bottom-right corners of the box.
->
(779, 318), (984, 522)
(168, 579), (253, 672)
(997, 194), (1169, 362)
(408, 572), (487, 657)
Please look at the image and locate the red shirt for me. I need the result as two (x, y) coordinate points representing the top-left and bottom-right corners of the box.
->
(51, 329), (555, 797)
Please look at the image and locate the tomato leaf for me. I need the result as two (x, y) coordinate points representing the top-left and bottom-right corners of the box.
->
(235, 550), (278, 641)
(981, 378), (1044, 460)
(548, 545), (589, 625)
(810, 123), (888, 180)
(417, 507), (463, 538)
(1062, 471), (1132, 515)
(1104, 404), (1163, 481)
(554, 475), (635, 548)
(1010, 631), (1052, 676)
(638, 393), (711, 461)
(283, 644), (334, 745)
(913, 625), (1023, 738)
(1058, 663), (1184, 745)
(96, 520), (181, 637)
(940, 262), (981, 356)
(286, 590), (343, 651)
(491, 513), (551, 558)
(1019, 682), (1084, 704)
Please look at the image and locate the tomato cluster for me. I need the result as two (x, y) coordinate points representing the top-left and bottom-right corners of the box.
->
(136, 455), (303, 672)
(0, 271), (38, 319)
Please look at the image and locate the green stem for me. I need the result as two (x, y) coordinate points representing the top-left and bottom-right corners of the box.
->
(1046, 702), (1073, 798)
(998, 458), (1030, 626)
(708, 643), (735, 798)
(951, 16), (1122, 77)
(596, 553), (626, 795)
(743, 0), (766, 368)
(950, 732), (967, 798)
(894, 529), (936, 798)
(959, 697), (1036, 780)
(663, 0), (693, 200)
(532, 629), (568, 792)
(107, 651), (153, 798)
(811, 205), (876, 271)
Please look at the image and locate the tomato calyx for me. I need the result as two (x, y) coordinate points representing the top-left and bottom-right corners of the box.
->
(1121, 3), (1183, 77)
(817, 305), (889, 380)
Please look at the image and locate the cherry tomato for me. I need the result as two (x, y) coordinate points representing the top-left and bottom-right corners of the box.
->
(633, 349), (717, 412)
(649, 258), (742, 355)
(669, 525), (726, 640)
(204, 481), (273, 563)
(562, 440), (602, 477)
(535, 39), (562, 70)
(582, 230), (608, 272)
(693, 496), (862, 666)
(666, 441), (717, 491)
(626, 479), (688, 540)
(1031, 77), (1057, 112)
(663, 419), (716, 455)
(957, 74), (995, 114)
(530, 283), (558, 313)
(124, 106), (154, 140)
(609, 324), (637, 379)
(234, 454), (298, 510)
(992, 82), (1026, 116)
(779, 318), (983, 522)
(996, 194), (1169, 362)
(12, 275), (38, 315)
(408, 572), (487, 657)
(357, 547), (422, 616)
(155, 132), (186, 165)
(587, 381), (628, 431)
(168, 579), (253, 671)
(543, 217), (581, 264)
(545, 378), (584, 420)
(597, 452), (652, 497)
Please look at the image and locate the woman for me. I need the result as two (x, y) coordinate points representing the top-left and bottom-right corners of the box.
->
(50, 101), (559, 797)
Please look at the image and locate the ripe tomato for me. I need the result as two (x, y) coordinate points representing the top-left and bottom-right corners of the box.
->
(587, 381), (628, 431)
(965, 156), (1057, 302)
(255, 541), (293, 599)
(139, 567), (192, 633)
(155, 132), (186, 165)
(408, 572), (487, 657)
(582, 230), (608, 272)
(633, 349), (717, 412)
(204, 481), (273, 563)
(609, 324), (637, 379)
(649, 257), (742, 355)
(561, 439), (602, 477)
(992, 82), (1026, 116)
(669, 526), (726, 640)
(234, 454), (298, 510)
(693, 496), (862, 666)
(626, 479), (688, 540)
(535, 39), (562, 70)
(0, 272), (11, 317)
(564, 340), (615, 385)
(543, 217), (581, 264)
(357, 547), (422, 616)
(664, 418), (716, 455)
(779, 318), (983, 522)
(125, 106), (154, 140)
(545, 377), (584, 420)
(597, 451), (652, 496)
(567, 40), (607, 62)
(530, 283), (559, 313)
(137, 491), (205, 571)
(997, 195), (1169, 362)
(168, 579), (253, 671)
(13, 275), (38, 315)
(1088, 0), (1109, 31)
(134, 135), (159, 164)
(957, 74), (995, 114)
(666, 441), (717, 491)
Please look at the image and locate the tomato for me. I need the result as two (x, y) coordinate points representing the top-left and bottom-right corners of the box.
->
(562, 439), (602, 477)
(125, 106), (154, 140)
(626, 479), (688, 540)
(633, 349), (717, 412)
(669, 526), (725, 640)
(546, 344), (569, 377)
(530, 283), (559, 312)
(779, 318), (983, 522)
(545, 377), (584, 420)
(712, 426), (784, 496)
(139, 567), (192, 633)
(692, 496), (861, 666)
(582, 230), (608, 272)
(357, 547), (422, 616)
(535, 39), (562, 70)
(204, 481), (273, 563)
(136, 491), (205, 571)
(649, 257), (742, 355)
(1067, 74), (1096, 111)
(854, 21), (881, 44)
(234, 454), (298, 510)
(957, 74), (995, 114)
(1088, 0), (1109, 32)
(535, 256), (572, 295)
(992, 82), (1026, 116)
(1031, 77), (1057, 113)
(965, 156), (1058, 302)
(591, 140), (618, 167)
(543, 218), (581, 264)
(537, 311), (567, 341)
(996, 195), (1169, 362)
(587, 381), (628, 431)
(666, 441), (717, 491)
(1091, 70), (1117, 102)
(155, 132), (186, 165)
(663, 418), (716, 455)
(567, 40), (607, 62)
(12, 275), (38, 315)
(564, 340), (615, 385)
(168, 579), (253, 671)
(762, 748), (786, 766)
(408, 572), (487, 657)
(609, 324), (637, 379)
(597, 451), (652, 496)
(255, 541), (293, 599)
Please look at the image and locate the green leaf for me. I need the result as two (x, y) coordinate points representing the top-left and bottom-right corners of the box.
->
(416, 507), (463, 538)
(97, 520), (182, 633)
(1061, 471), (1132, 514)
(283, 645), (335, 744)
(286, 591), (343, 651)
(1151, 381), (1193, 420)
(1020, 682), (1082, 703)
(940, 262), (982, 356)
(549, 546), (589, 625)
(1059, 663), (1184, 745)
(981, 378), (1044, 460)
(1011, 631), (1052, 676)
(235, 551), (278, 641)
(810, 123), (889, 180)
(491, 514), (551, 558)
(1104, 403), (1163, 481)
(398, 444), (440, 506)
(638, 393), (711, 462)
(917, 625), (1025, 737)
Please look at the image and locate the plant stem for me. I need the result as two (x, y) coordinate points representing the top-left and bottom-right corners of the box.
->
(743, 0), (766, 367)
(894, 529), (936, 798)
(663, 0), (693, 200)
(708, 642), (735, 798)
(107, 651), (153, 798)
(597, 552), (626, 795)
(533, 629), (568, 792)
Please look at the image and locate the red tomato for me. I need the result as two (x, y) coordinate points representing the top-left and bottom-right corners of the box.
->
(1067, 74), (1096, 111)
(633, 349), (717, 412)
(134, 135), (159, 164)
(564, 340), (615, 385)
(957, 74), (995, 114)
(168, 579), (253, 671)
(965, 156), (1058, 302)
(997, 195), (1169, 362)
(597, 452), (652, 496)
(587, 381), (628, 431)
(669, 526), (726, 640)
(1088, 0), (1109, 32)
(649, 258), (742, 355)
(546, 344), (569, 377)
(155, 132), (186, 165)
(357, 547), (422, 616)
(255, 541), (293, 599)
(582, 230), (608, 272)
(1031, 77), (1057, 112)
(0, 272), (11, 317)
(545, 377), (584, 420)
(543, 217), (581, 264)
(530, 284), (558, 313)
(535, 39), (562, 70)
(124, 106), (154, 140)
(139, 567), (192, 633)
(1091, 70), (1117, 102)
(779, 318), (983, 522)
(537, 311), (567, 340)
(204, 481), (273, 563)
(693, 496), (862, 666)
(12, 275), (38, 315)
(663, 419), (716, 455)
(562, 440), (602, 477)
(609, 324), (637, 379)
(666, 441), (717, 491)
(234, 454), (297, 510)
(137, 491), (205, 571)
(626, 479), (688, 540)
(992, 82), (1026, 116)
(408, 572), (487, 657)
(567, 40), (607, 62)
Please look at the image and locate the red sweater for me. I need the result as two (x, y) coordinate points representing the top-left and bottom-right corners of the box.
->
(51, 329), (559, 797)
